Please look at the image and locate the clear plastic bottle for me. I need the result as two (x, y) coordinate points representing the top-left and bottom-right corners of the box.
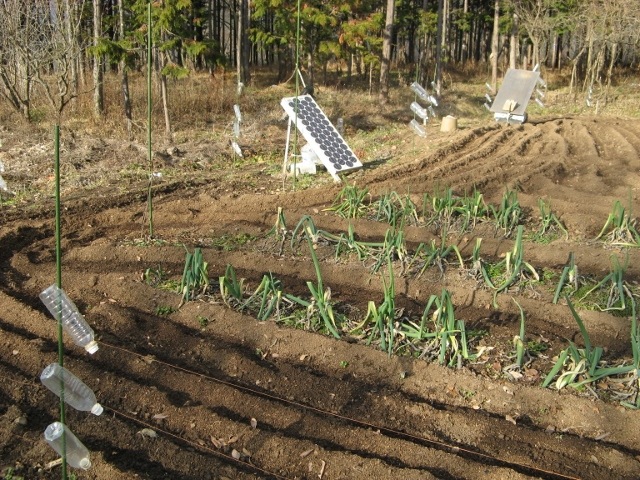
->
(40, 363), (103, 415)
(39, 284), (99, 354)
(44, 422), (92, 470)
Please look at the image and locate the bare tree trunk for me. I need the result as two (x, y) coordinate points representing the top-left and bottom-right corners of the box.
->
(236, 0), (250, 89)
(62, 0), (79, 98)
(435, 0), (444, 95)
(118, 0), (132, 138)
(491, 0), (500, 94)
(462, 0), (469, 63)
(379, 0), (395, 104)
(160, 53), (172, 142)
(605, 42), (618, 93)
(509, 13), (518, 69)
(92, 0), (104, 118)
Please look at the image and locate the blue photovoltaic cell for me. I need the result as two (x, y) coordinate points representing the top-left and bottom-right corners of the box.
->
(281, 95), (362, 179)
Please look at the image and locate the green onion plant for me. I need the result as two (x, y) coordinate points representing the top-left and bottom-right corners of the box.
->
(325, 184), (370, 219)
(553, 252), (578, 304)
(533, 199), (568, 242)
(178, 247), (209, 307)
(595, 200), (640, 247)
(490, 188), (522, 237)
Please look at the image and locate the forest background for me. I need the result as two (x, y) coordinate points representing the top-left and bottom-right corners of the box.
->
(0, 0), (639, 137)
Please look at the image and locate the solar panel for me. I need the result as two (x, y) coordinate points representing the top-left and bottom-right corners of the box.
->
(490, 68), (540, 117)
(280, 95), (362, 180)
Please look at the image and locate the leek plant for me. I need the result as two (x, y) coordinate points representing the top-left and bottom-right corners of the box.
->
(503, 298), (527, 379)
(178, 247), (209, 307)
(372, 191), (419, 227)
(490, 189), (522, 237)
(480, 226), (539, 306)
(241, 273), (285, 321)
(371, 228), (408, 273)
(553, 252), (578, 304)
(533, 199), (568, 242)
(456, 188), (488, 232)
(621, 298), (640, 409)
(324, 184), (370, 219)
(424, 187), (458, 233)
(219, 264), (244, 306)
(402, 289), (477, 368)
(543, 297), (638, 396)
(409, 237), (464, 277)
(299, 217), (341, 338)
(595, 200), (640, 247)
(359, 259), (396, 355)
(577, 255), (633, 313)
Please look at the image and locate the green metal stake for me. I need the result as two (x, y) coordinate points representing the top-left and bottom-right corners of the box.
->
(147, 1), (154, 238)
(54, 124), (68, 480)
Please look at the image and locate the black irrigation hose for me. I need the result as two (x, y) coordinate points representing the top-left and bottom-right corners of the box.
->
(101, 340), (581, 480)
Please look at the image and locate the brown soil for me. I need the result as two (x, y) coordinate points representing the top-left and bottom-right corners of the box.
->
(2, 94), (640, 480)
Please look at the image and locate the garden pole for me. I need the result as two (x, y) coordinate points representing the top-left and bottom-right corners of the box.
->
(54, 124), (68, 480)
(147, 2), (154, 238)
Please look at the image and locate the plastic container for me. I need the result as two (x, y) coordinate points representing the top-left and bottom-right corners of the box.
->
(39, 284), (99, 354)
(44, 422), (92, 470)
(40, 363), (103, 415)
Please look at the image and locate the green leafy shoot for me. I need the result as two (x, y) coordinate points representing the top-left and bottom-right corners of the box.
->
(408, 237), (464, 277)
(372, 191), (419, 227)
(456, 188), (488, 232)
(553, 252), (578, 304)
(490, 188), (522, 237)
(577, 255), (633, 313)
(403, 289), (478, 368)
(621, 297), (640, 409)
(358, 258), (396, 355)
(324, 184), (370, 219)
(595, 200), (640, 247)
(542, 297), (636, 392)
(300, 217), (341, 338)
(219, 264), (244, 306)
(479, 225), (539, 307)
(533, 199), (568, 242)
(178, 247), (209, 307)
(424, 187), (458, 234)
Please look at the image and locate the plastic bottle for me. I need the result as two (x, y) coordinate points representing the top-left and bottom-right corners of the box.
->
(39, 284), (99, 354)
(40, 363), (103, 415)
(44, 422), (92, 470)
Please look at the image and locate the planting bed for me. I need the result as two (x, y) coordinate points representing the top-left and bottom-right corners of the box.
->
(2, 113), (640, 479)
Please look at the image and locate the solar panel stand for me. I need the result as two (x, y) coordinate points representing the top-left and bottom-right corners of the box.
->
(489, 68), (546, 124)
(280, 94), (362, 183)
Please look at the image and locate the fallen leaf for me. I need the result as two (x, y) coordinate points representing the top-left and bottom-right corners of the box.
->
(502, 386), (514, 395)
(505, 415), (517, 425)
(300, 354), (310, 361)
(152, 413), (168, 420)
(242, 448), (252, 458)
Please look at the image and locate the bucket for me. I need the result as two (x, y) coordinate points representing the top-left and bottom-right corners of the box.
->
(440, 115), (458, 133)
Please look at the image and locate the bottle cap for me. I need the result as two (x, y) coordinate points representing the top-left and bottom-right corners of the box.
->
(84, 341), (99, 354)
(91, 403), (104, 416)
(78, 457), (92, 470)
